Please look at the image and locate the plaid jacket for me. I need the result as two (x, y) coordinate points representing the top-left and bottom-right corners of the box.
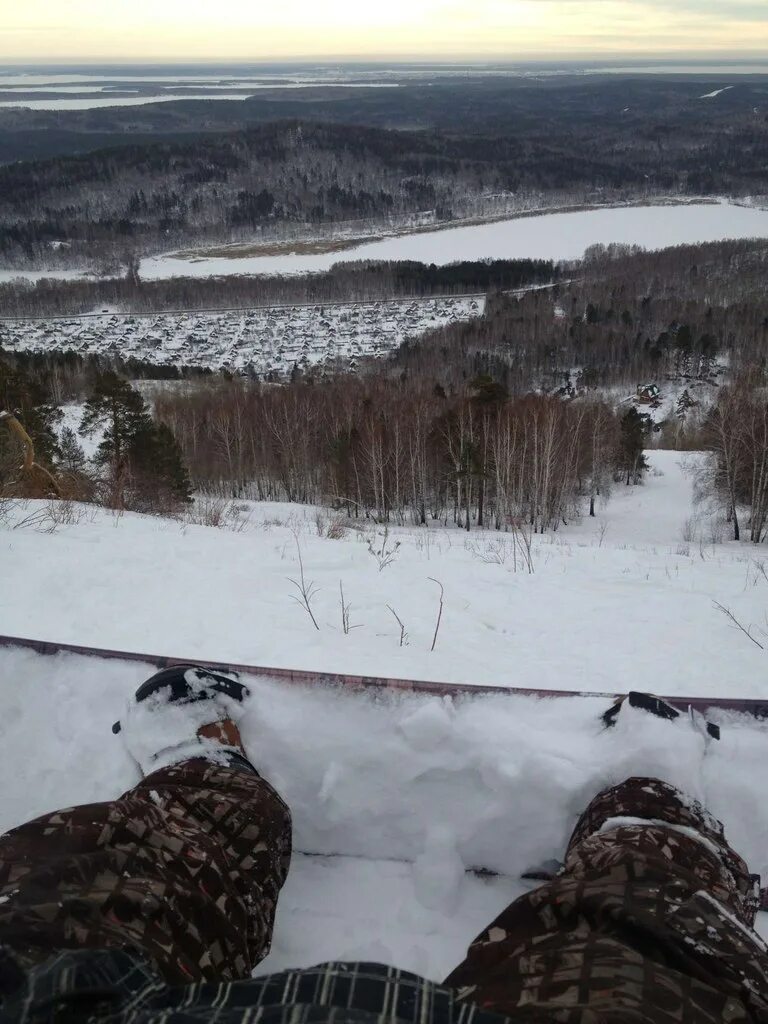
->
(0, 949), (521, 1024)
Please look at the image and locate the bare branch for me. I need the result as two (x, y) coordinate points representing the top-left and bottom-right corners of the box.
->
(386, 605), (408, 647)
(713, 601), (764, 650)
(288, 533), (320, 631)
(428, 577), (445, 652)
(337, 581), (362, 634)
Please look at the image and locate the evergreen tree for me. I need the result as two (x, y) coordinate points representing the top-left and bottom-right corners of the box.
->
(619, 408), (649, 485)
(0, 358), (60, 493)
(58, 427), (87, 474)
(81, 373), (155, 472)
(80, 373), (191, 510)
(152, 423), (193, 506)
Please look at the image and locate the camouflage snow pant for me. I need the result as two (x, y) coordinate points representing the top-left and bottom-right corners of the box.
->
(1, 766), (768, 1024)
(0, 759), (292, 983)
(447, 777), (768, 1022)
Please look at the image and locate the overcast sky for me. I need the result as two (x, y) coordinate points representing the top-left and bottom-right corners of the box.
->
(2, 0), (767, 63)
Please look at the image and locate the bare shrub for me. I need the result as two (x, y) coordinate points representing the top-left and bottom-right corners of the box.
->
(42, 497), (86, 529)
(189, 496), (228, 528)
(466, 536), (512, 565)
(713, 601), (764, 649)
(288, 534), (320, 630)
(367, 526), (401, 571)
(261, 516), (286, 529)
(187, 497), (249, 532)
(326, 516), (348, 540)
(680, 514), (699, 543)
(0, 496), (12, 527)
(7, 498), (85, 534)
(338, 581), (361, 634)
(387, 605), (409, 647)
(316, 511), (348, 540)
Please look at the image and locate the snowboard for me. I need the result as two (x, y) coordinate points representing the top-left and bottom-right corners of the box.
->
(3, 631), (767, 914)
(3, 631), (768, 719)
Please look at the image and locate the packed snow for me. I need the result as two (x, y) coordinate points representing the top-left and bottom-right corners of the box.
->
(0, 296), (484, 375)
(2, 449), (768, 975)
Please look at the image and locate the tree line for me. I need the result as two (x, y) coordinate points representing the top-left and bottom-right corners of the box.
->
(0, 257), (554, 318)
(153, 375), (643, 530)
(704, 374), (768, 544)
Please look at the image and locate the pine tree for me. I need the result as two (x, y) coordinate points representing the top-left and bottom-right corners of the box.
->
(58, 427), (87, 474)
(81, 374), (154, 461)
(619, 408), (649, 485)
(152, 423), (193, 506)
(80, 373), (159, 509)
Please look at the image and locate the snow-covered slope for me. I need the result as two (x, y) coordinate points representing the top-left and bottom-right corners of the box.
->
(0, 451), (763, 697)
(2, 449), (768, 976)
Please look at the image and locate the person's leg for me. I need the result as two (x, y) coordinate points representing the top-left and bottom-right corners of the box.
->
(446, 776), (767, 1023)
(0, 667), (292, 985)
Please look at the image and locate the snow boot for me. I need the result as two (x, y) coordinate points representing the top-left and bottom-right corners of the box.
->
(602, 691), (720, 741)
(112, 664), (254, 775)
(523, 692), (721, 885)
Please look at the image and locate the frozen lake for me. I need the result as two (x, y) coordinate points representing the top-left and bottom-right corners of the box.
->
(139, 201), (768, 280)
(0, 70), (401, 111)
(2, 201), (767, 285)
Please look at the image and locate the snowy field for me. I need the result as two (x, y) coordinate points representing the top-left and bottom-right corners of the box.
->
(137, 201), (768, 280)
(0, 296), (483, 374)
(2, 449), (768, 974)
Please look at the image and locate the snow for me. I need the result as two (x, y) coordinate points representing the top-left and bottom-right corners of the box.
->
(136, 202), (768, 280)
(700, 87), (735, 99)
(0, 95), (258, 111)
(0, 451), (765, 695)
(57, 404), (103, 458)
(5, 202), (767, 286)
(0, 297), (485, 375)
(2, 448), (768, 976)
(0, 268), (95, 285)
(0, 648), (766, 978)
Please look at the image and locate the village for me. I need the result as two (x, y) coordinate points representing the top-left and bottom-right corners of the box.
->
(0, 295), (485, 377)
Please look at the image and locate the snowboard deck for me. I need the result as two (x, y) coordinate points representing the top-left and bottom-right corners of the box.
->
(1, 634), (768, 925)
(4, 632), (768, 719)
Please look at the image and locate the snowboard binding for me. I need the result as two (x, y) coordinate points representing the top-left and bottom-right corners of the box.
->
(112, 664), (249, 734)
(602, 691), (720, 741)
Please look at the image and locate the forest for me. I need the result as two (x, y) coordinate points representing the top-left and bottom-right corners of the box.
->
(0, 122), (541, 269)
(5, 237), (768, 537)
(0, 258), (554, 317)
(2, 71), (768, 268)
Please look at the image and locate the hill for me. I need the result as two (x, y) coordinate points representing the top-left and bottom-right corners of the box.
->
(1, 449), (767, 976)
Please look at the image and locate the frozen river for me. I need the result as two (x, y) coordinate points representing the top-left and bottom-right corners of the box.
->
(2, 200), (767, 285)
(138, 201), (768, 279)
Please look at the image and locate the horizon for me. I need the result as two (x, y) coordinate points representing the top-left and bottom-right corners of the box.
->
(3, 1), (767, 64)
(1, 55), (768, 69)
